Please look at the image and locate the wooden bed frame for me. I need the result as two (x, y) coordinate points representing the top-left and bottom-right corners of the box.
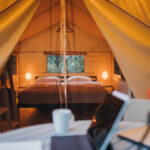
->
(18, 75), (108, 108)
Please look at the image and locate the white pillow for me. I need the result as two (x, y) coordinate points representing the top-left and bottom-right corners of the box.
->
(67, 76), (92, 82)
(35, 77), (60, 83)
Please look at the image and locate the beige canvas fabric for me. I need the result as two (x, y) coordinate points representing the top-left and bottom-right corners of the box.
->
(110, 0), (150, 27)
(0, 0), (18, 12)
(0, 0), (41, 74)
(83, 0), (150, 98)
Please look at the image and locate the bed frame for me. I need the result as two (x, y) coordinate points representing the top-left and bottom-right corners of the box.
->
(18, 75), (107, 108)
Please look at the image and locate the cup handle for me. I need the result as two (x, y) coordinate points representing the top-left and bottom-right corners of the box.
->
(70, 113), (75, 123)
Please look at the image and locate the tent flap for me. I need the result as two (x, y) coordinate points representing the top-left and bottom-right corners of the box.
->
(83, 0), (150, 98)
(0, 0), (18, 13)
(110, 0), (150, 27)
(0, 0), (41, 74)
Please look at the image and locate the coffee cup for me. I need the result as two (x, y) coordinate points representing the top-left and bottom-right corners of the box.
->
(52, 108), (75, 134)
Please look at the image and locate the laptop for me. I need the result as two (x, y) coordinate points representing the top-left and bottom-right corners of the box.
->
(51, 91), (129, 150)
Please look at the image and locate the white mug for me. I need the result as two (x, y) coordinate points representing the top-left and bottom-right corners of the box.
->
(52, 108), (75, 134)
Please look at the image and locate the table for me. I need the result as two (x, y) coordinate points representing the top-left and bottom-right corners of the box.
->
(0, 120), (148, 150)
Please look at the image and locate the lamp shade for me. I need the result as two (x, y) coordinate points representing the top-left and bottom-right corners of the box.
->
(25, 73), (31, 80)
(102, 71), (108, 80)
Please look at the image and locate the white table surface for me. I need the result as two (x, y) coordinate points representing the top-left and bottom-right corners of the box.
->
(0, 120), (147, 150)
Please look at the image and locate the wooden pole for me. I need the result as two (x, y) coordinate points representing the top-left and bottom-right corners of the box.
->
(7, 60), (19, 121)
(1, 72), (6, 86)
(60, 0), (67, 108)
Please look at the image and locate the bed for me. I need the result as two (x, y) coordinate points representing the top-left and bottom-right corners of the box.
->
(18, 76), (107, 105)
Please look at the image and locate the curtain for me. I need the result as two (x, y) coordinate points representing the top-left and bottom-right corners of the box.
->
(0, 0), (41, 74)
(0, 0), (18, 12)
(83, 0), (150, 98)
(110, 0), (150, 27)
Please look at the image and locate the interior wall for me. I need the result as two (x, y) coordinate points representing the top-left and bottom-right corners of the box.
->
(20, 23), (110, 52)
(17, 24), (114, 88)
(85, 52), (113, 84)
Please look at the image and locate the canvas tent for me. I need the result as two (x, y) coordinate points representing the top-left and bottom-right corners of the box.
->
(0, 0), (150, 98)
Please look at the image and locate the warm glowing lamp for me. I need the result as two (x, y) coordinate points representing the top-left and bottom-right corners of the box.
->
(102, 71), (108, 80)
(114, 74), (121, 81)
(25, 73), (31, 80)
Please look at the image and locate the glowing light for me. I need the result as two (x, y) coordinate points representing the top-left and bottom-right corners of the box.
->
(25, 73), (31, 80)
(92, 116), (97, 123)
(102, 71), (108, 80)
(113, 74), (121, 81)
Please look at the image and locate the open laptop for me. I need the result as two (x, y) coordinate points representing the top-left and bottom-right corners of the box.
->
(51, 91), (129, 150)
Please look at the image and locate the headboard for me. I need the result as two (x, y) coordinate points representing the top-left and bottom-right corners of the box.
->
(35, 76), (97, 81)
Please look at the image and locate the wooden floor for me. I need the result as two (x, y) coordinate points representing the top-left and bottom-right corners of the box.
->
(19, 104), (99, 129)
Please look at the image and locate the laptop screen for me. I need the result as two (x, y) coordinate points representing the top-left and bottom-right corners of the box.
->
(87, 93), (124, 150)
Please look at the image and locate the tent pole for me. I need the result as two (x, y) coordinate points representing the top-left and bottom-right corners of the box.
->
(60, 0), (67, 108)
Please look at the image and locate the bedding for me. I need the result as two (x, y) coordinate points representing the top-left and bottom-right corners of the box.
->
(67, 81), (105, 103)
(18, 76), (107, 105)
(18, 83), (60, 104)
(67, 76), (92, 82)
(35, 77), (60, 83)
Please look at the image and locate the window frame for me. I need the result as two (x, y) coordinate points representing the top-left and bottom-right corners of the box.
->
(46, 54), (85, 73)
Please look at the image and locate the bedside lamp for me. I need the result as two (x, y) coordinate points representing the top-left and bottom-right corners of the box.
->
(25, 73), (31, 80)
(102, 71), (108, 80)
(102, 71), (108, 86)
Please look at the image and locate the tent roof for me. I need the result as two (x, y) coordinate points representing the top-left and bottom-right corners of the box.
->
(19, 0), (105, 42)
(19, 0), (150, 42)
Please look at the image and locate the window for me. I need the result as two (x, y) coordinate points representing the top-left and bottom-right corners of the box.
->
(47, 55), (84, 73)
